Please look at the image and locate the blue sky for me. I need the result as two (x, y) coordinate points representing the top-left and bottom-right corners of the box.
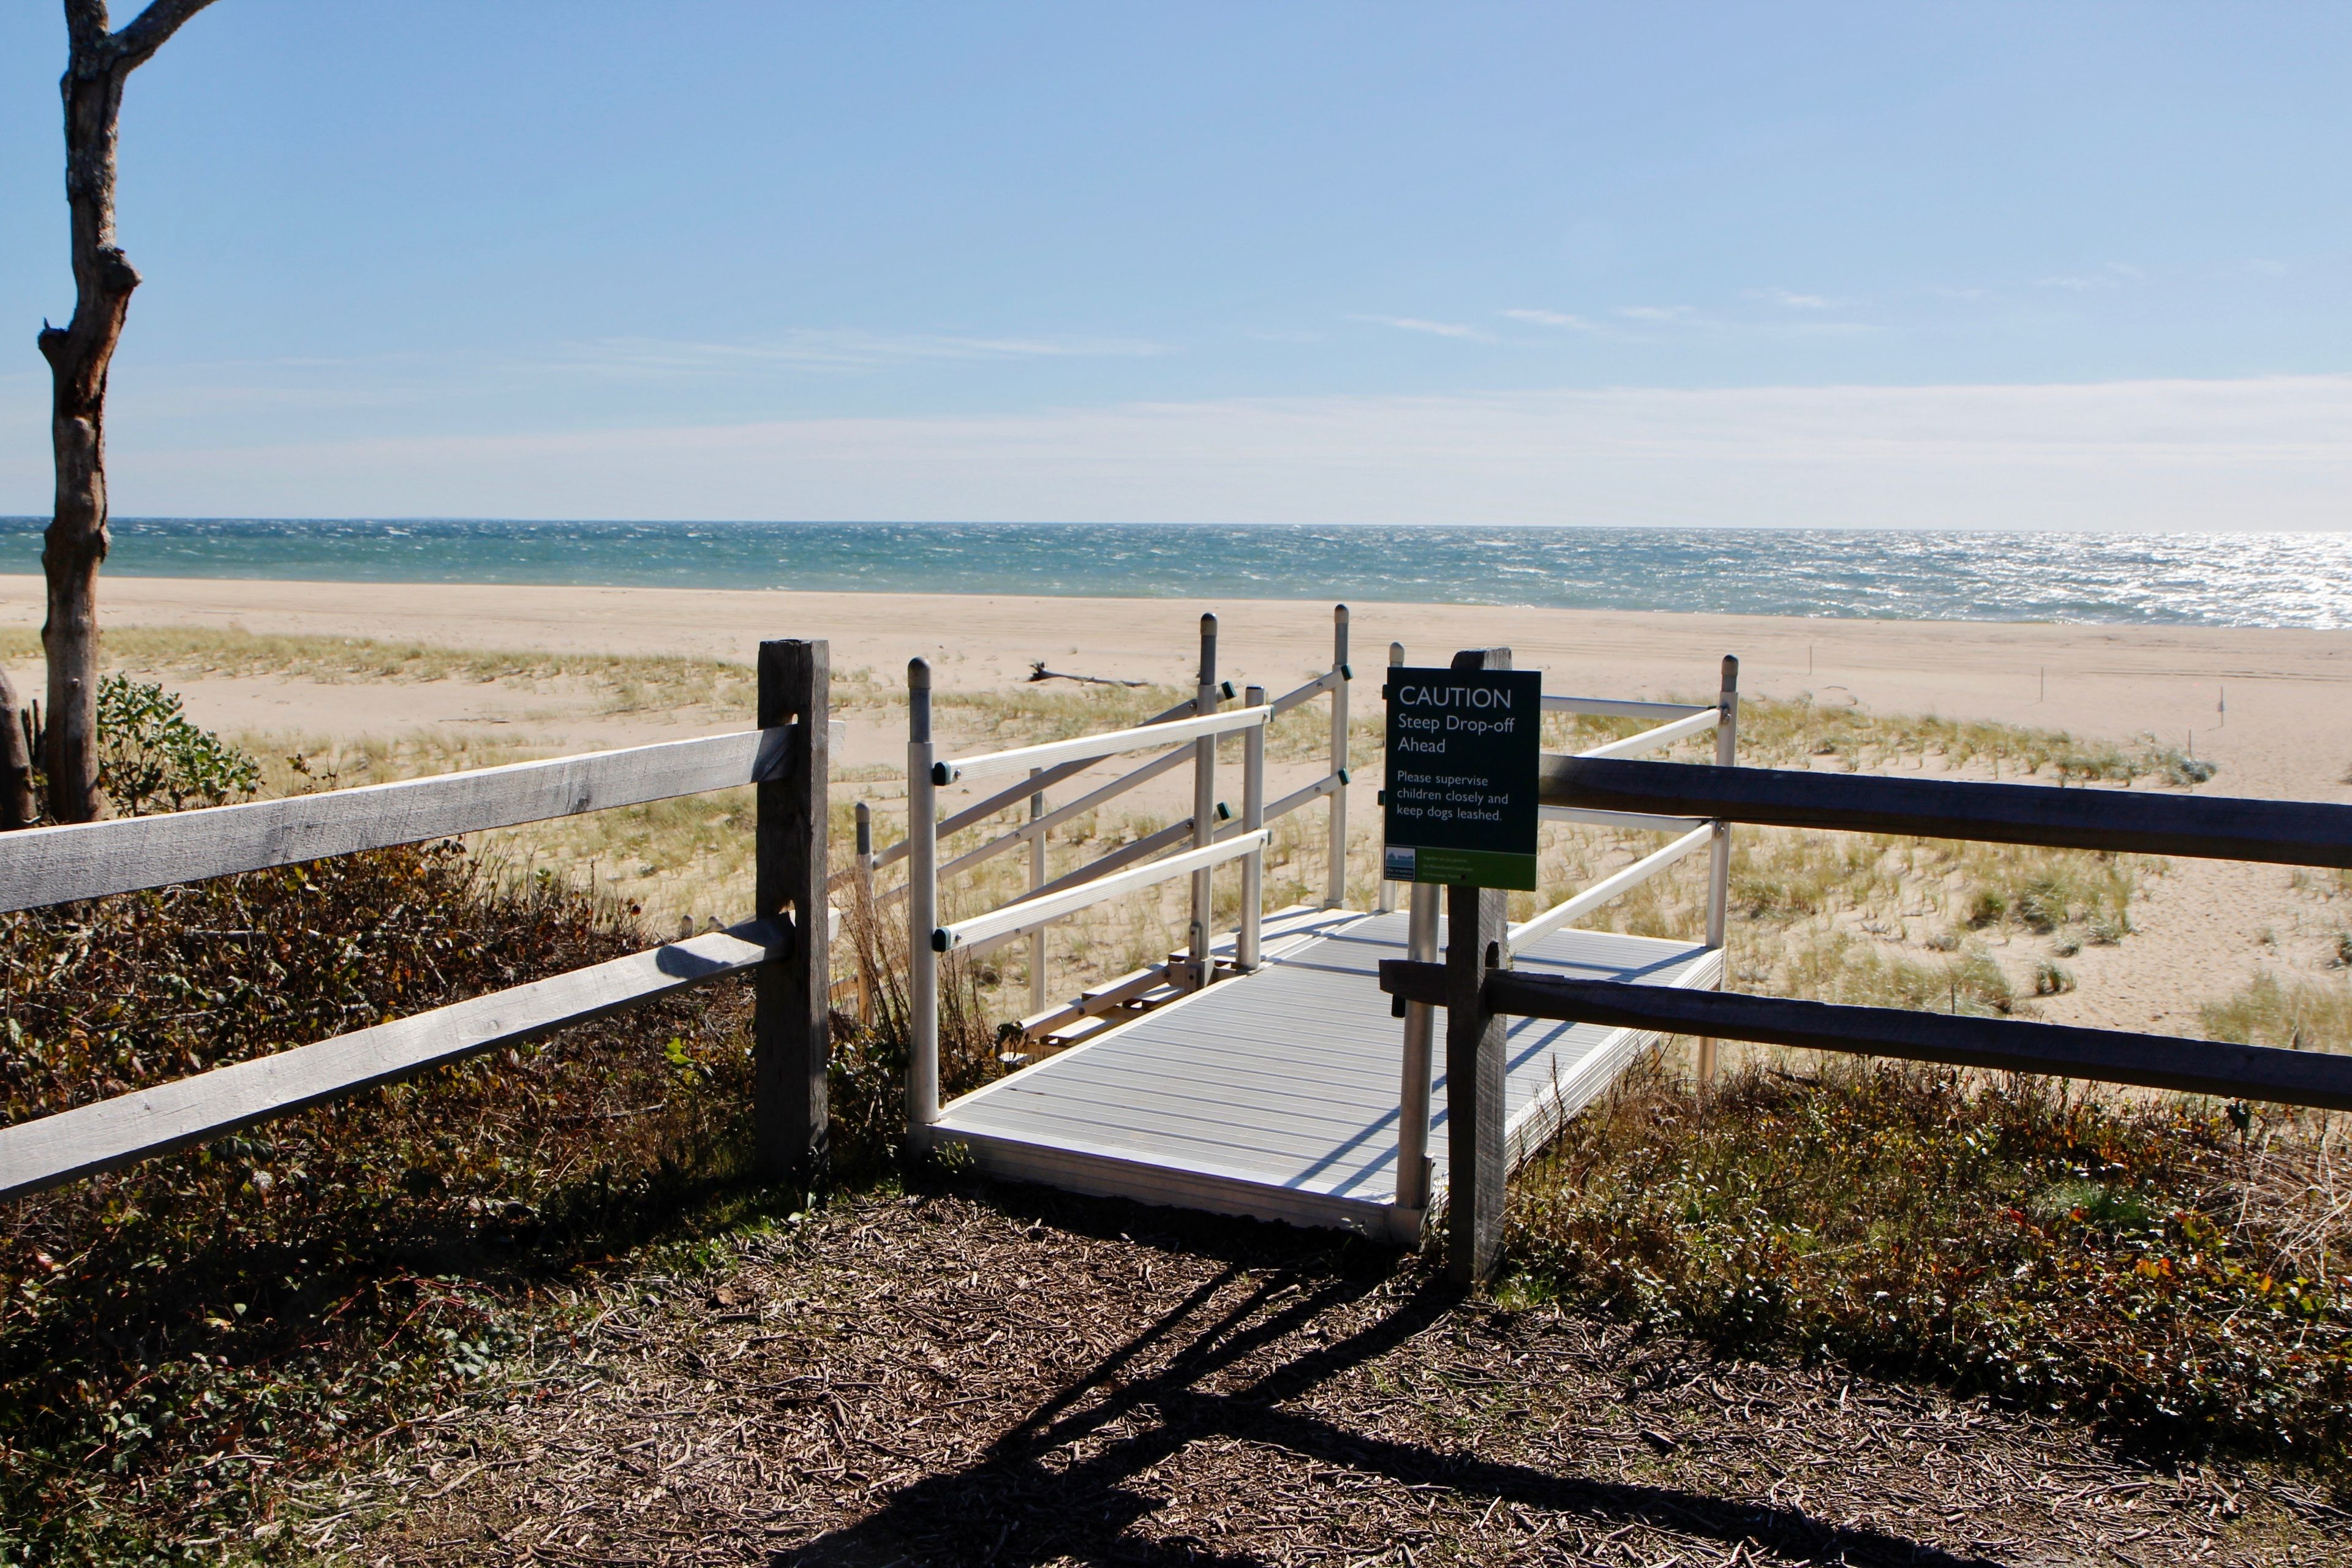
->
(2, 2), (2348, 526)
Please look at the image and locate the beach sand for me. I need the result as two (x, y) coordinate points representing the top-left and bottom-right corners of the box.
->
(6, 572), (2350, 1040)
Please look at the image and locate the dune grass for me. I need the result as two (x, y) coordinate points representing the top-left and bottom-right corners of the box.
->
(1509, 1054), (2351, 1464)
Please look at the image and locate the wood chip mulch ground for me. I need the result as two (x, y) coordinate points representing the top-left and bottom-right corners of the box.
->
(330, 1180), (2346, 1567)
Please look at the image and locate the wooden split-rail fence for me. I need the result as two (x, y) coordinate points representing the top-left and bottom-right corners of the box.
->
(0, 641), (837, 1202)
(6, 614), (2352, 1296)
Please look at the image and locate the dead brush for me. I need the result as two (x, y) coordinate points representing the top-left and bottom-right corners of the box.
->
(1510, 1050), (2352, 1463)
(826, 873), (1006, 1180)
(0, 842), (775, 1560)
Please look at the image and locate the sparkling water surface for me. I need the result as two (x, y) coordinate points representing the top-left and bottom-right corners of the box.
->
(1, 519), (2345, 629)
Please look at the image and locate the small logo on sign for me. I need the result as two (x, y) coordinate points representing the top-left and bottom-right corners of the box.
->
(1383, 845), (1417, 880)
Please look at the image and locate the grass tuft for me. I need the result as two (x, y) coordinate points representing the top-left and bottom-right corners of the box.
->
(1511, 1054), (2352, 1462)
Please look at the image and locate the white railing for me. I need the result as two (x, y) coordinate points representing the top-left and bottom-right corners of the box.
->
(931, 703), (1273, 786)
(1389, 654), (1743, 1212)
(1574, 706), (1721, 760)
(1506, 824), (1715, 949)
(935, 831), (1268, 953)
(887, 608), (1352, 1132)
(1540, 694), (1711, 721)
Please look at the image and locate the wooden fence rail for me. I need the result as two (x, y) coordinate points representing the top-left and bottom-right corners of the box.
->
(1377, 963), (2352, 1114)
(1, 919), (793, 1201)
(1542, 755), (2352, 867)
(1398, 737), (2352, 1286)
(0, 640), (835, 1201)
(0, 728), (791, 913)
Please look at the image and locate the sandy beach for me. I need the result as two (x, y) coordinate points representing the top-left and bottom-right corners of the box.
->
(6, 571), (2350, 1041)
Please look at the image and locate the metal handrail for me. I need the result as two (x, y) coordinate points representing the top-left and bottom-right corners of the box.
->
(1574, 707), (1720, 761)
(903, 612), (1351, 1133)
(933, 704), (1271, 786)
(934, 831), (1268, 952)
(1506, 824), (1715, 951)
(1540, 804), (1706, 834)
(1542, 695), (1711, 721)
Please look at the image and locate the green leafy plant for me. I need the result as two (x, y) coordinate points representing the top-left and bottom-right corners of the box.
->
(95, 674), (262, 816)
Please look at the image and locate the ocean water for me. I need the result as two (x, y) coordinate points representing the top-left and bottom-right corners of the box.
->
(1, 518), (2347, 629)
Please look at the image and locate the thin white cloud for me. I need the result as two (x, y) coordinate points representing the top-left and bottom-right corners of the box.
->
(1502, 309), (1603, 331)
(1618, 304), (1702, 323)
(2037, 262), (2144, 292)
(564, 330), (1170, 374)
(1748, 288), (1837, 310)
(37, 375), (2348, 532)
(1351, 315), (1496, 342)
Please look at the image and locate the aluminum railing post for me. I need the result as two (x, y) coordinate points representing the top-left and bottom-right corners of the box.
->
(1698, 654), (1740, 1106)
(1377, 639), (1404, 914)
(1396, 877), (1438, 1215)
(1189, 613), (1219, 989)
(1028, 767), (1048, 1013)
(1240, 685), (1266, 971)
(1325, 604), (1351, 909)
(907, 658), (940, 1132)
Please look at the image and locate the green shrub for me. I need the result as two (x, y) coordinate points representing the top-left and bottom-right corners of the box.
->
(96, 673), (261, 815)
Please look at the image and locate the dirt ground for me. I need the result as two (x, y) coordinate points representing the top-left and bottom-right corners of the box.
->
(331, 1181), (2345, 1568)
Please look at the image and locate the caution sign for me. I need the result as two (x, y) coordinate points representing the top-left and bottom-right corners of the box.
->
(1381, 666), (1542, 890)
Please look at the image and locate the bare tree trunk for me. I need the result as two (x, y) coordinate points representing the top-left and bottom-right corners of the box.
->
(36, 0), (216, 822)
(0, 665), (36, 829)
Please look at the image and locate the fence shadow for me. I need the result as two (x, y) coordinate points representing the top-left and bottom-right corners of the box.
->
(766, 1246), (2004, 1568)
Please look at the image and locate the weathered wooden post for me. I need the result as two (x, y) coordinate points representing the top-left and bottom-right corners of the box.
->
(1697, 654), (1740, 1105)
(755, 639), (831, 1189)
(1444, 646), (1514, 1286)
(853, 800), (875, 1025)
(1188, 613), (1219, 990)
(1326, 604), (1351, 908)
(907, 658), (939, 1133)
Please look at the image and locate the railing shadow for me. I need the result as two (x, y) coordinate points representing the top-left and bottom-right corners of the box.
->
(767, 1248), (2006, 1568)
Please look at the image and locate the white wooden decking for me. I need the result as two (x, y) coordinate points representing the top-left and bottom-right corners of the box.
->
(930, 908), (1724, 1244)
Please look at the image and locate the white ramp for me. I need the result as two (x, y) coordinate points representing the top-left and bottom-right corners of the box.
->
(931, 910), (1722, 1243)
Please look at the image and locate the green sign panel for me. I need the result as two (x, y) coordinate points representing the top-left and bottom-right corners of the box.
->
(1381, 665), (1542, 891)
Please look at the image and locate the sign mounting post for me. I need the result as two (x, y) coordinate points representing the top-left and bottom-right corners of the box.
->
(1384, 647), (1538, 1284)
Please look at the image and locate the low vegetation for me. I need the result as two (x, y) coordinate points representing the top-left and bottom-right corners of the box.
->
(2203, 971), (2352, 1057)
(6, 649), (2334, 1554)
(1510, 1055), (2351, 1464)
(0, 848), (1007, 1562)
(0, 842), (739, 1562)
(0, 626), (764, 717)
(0, 675), (1008, 1559)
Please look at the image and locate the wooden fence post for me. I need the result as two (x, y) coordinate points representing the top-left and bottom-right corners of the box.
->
(1446, 645), (1513, 1287)
(756, 639), (831, 1189)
